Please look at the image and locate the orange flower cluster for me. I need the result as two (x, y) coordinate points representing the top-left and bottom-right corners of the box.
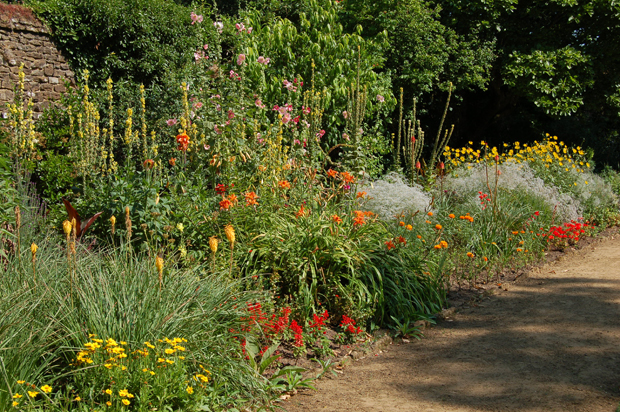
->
(327, 169), (338, 178)
(278, 180), (291, 190)
(385, 240), (395, 250)
(295, 205), (309, 218)
(341, 171), (355, 184)
(353, 210), (365, 226)
(219, 194), (238, 210)
(459, 214), (474, 222)
(356, 191), (367, 199)
(176, 133), (190, 151)
(245, 192), (259, 206)
(434, 240), (448, 249)
(332, 214), (343, 224)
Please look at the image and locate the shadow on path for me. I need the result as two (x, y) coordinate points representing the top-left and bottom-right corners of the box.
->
(286, 238), (620, 412)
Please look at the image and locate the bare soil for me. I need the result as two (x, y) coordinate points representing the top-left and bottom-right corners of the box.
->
(284, 229), (620, 412)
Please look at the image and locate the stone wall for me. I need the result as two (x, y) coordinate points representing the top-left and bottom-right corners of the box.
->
(0, 3), (74, 117)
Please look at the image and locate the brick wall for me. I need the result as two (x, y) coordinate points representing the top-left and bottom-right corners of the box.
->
(0, 3), (74, 117)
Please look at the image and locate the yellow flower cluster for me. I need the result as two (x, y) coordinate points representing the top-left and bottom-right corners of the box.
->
(443, 134), (589, 172)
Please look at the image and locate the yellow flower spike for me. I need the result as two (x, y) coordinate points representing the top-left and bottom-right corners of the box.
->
(224, 224), (235, 247)
(30, 243), (38, 256)
(209, 236), (218, 254)
(63, 220), (72, 237)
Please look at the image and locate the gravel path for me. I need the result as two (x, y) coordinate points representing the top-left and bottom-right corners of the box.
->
(285, 233), (620, 411)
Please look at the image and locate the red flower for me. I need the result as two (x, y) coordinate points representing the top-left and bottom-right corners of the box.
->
(385, 240), (395, 250)
(143, 159), (155, 169)
(327, 169), (338, 178)
(215, 184), (228, 194)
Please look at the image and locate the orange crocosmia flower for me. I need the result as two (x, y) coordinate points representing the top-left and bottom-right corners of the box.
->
(219, 198), (232, 210)
(427, 211), (433, 216)
(341, 171), (355, 184)
(327, 169), (338, 178)
(467, 252), (474, 258)
(511, 231), (519, 235)
(228, 194), (238, 204)
(278, 180), (291, 190)
(397, 236), (407, 245)
(385, 240), (395, 250)
(399, 221), (405, 227)
(406, 224), (413, 231)
(169, 158), (177, 166)
(435, 224), (442, 230)
(356, 191), (367, 199)
(332, 215), (343, 224)
(516, 248), (523, 252)
(448, 214), (455, 219)
(363, 211), (374, 217)
(245, 192), (259, 206)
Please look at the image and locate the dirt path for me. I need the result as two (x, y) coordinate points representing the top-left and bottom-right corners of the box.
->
(285, 233), (620, 412)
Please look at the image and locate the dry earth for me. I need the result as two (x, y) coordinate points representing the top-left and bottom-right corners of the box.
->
(285, 231), (620, 412)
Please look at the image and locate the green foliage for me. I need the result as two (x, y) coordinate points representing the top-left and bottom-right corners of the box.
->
(503, 46), (593, 116)
(28, 0), (214, 86)
(0, 235), (267, 409)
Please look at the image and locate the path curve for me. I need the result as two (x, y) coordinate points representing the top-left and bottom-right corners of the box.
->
(285, 233), (620, 412)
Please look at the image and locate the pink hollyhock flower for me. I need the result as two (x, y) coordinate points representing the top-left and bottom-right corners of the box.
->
(190, 12), (203, 25)
(166, 119), (177, 126)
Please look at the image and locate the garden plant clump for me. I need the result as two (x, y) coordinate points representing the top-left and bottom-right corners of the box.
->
(1, 0), (620, 410)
